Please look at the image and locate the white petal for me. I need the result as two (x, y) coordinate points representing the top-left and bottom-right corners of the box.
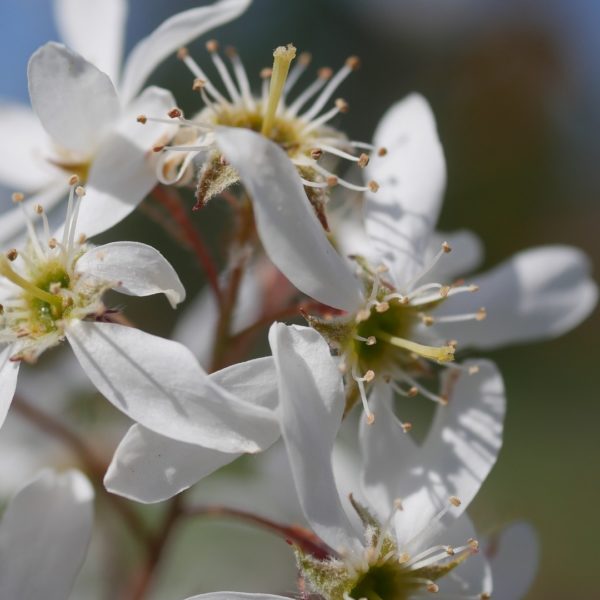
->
(487, 522), (539, 600)
(361, 360), (505, 547)
(67, 321), (278, 452)
(105, 356), (279, 503)
(0, 182), (67, 250)
(28, 43), (120, 156)
(434, 245), (598, 349)
(75, 86), (177, 238)
(270, 323), (363, 553)
(427, 229), (484, 283)
(0, 104), (57, 191)
(53, 0), (128, 84)
(0, 469), (94, 600)
(183, 594), (287, 600)
(365, 94), (446, 288)
(119, 0), (252, 103)
(217, 127), (363, 312)
(76, 241), (185, 308)
(0, 345), (19, 430)
(105, 424), (240, 504)
(172, 263), (263, 370)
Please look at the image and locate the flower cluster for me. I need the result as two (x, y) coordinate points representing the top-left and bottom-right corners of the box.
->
(0, 1), (595, 599)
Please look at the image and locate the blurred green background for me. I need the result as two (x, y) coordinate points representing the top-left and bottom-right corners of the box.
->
(0, 1), (597, 598)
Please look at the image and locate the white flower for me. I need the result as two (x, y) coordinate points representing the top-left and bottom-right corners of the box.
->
(0, 469), (94, 600)
(0, 0), (252, 247)
(0, 181), (276, 456)
(218, 93), (596, 423)
(148, 40), (382, 222)
(176, 324), (536, 600)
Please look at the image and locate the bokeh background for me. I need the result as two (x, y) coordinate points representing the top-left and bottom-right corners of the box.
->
(0, 1), (597, 599)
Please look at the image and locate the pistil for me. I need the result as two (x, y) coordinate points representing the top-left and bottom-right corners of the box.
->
(261, 44), (297, 136)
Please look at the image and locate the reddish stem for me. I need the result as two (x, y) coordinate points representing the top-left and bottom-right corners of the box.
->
(183, 505), (332, 560)
(151, 185), (223, 305)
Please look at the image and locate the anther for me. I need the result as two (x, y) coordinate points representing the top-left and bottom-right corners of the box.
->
(176, 47), (189, 60)
(375, 301), (389, 313)
(48, 238), (58, 249)
(449, 496), (462, 507)
(299, 52), (312, 65)
(153, 145), (165, 153)
(346, 56), (361, 70)
(366, 336), (376, 346)
(34, 204), (43, 215)
(440, 286), (451, 298)
(480, 593), (491, 599)
(442, 241), (452, 253)
(468, 538), (479, 552)
(398, 552), (410, 564)
(7, 249), (18, 261)
(311, 148), (323, 160)
(326, 176), (339, 187)
(476, 307), (487, 321)
(421, 314), (434, 327)
(225, 45), (237, 58)
(11, 192), (24, 203)
(426, 582), (439, 593)
(318, 67), (333, 80)
(68, 175), (79, 186)
(260, 68), (273, 79)
(136, 114), (147, 124)
(364, 370), (375, 383)
(335, 98), (349, 113)
(168, 107), (183, 119)
(358, 153), (370, 168)
(368, 180), (380, 193)
(206, 39), (219, 53)
(445, 546), (455, 556)
(192, 78), (206, 92)
(378, 147), (388, 157)
(407, 386), (418, 397)
(75, 186), (86, 198)
(401, 422), (413, 433)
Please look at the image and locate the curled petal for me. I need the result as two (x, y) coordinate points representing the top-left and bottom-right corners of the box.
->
(77, 241), (185, 308)
(217, 127), (363, 312)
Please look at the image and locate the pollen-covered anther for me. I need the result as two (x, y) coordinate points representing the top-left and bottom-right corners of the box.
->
(48, 238), (58, 249)
(407, 386), (418, 398)
(366, 335), (376, 346)
(378, 146), (388, 157)
(476, 307), (487, 321)
(34, 204), (44, 215)
(445, 545), (455, 556)
(6, 249), (18, 261)
(442, 241), (452, 253)
(357, 153), (370, 168)
(326, 176), (339, 187)
(368, 180), (380, 193)
(375, 301), (389, 313)
(206, 39), (219, 53)
(468, 538), (480, 552)
(68, 175), (79, 186)
(346, 55), (361, 70)
(310, 148), (323, 160)
(168, 107), (183, 119)
(335, 98), (349, 113)
(136, 114), (148, 124)
(363, 370), (375, 383)
(398, 552), (410, 564)
(75, 186), (86, 198)
(192, 78), (207, 91)
(426, 582), (440, 593)
(421, 314), (435, 327)
(449, 496), (462, 507)
(401, 422), (413, 433)
(318, 66), (333, 80)
(11, 192), (24, 203)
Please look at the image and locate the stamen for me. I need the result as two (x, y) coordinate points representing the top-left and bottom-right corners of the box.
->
(177, 47), (229, 105)
(307, 160), (376, 193)
(206, 40), (242, 104)
(428, 308), (487, 324)
(283, 51), (311, 95)
(67, 185), (86, 254)
(301, 56), (359, 122)
(403, 242), (452, 293)
(287, 67), (332, 115)
(34, 204), (51, 246)
(262, 44), (297, 136)
(354, 334), (376, 346)
(397, 372), (450, 405)
(226, 46), (255, 109)
(374, 498), (404, 556)
(351, 364), (375, 424)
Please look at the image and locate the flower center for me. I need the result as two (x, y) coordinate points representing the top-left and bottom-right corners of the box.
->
(141, 41), (383, 221)
(0, 181), (105, 362)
